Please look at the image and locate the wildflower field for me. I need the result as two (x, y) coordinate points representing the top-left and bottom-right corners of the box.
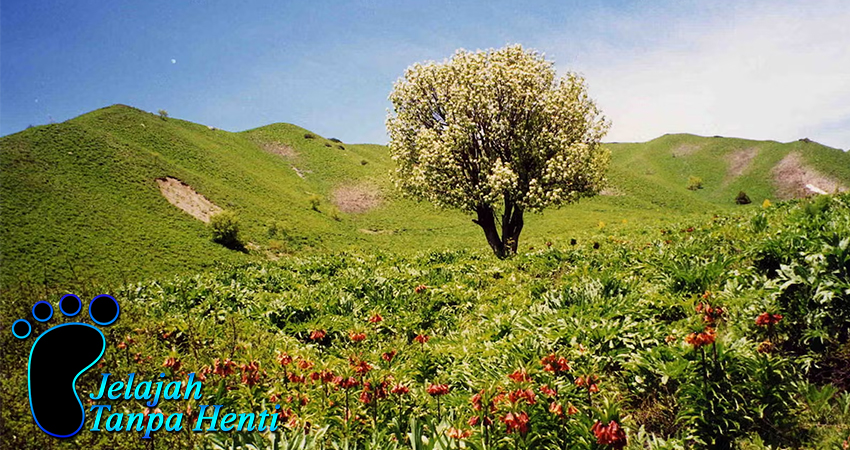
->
(3, 194), (850, 449)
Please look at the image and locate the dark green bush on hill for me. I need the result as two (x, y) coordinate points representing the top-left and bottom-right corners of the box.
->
(209, 210), (241, 249)
(687, 175), (703, 191)
(736, 191), (752, 204)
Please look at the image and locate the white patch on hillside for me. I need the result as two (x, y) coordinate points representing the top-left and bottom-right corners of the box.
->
(156, 177), (222, 222)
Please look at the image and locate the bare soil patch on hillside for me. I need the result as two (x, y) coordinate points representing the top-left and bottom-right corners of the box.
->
(726, 147), (758, 179)
(156, 177), (222, 222)
(772, 153), (847, 199)
(260, 141), (297, 158)
(333, 184), (382, 213)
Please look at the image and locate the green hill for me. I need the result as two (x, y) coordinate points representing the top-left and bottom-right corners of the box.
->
(2, 105), (848, 287)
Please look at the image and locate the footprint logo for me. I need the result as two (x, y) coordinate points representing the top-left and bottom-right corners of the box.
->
(12, 294), (120, 438)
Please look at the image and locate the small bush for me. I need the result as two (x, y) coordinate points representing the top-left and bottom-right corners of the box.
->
(158, 109), (169, 120)
(308, 194), (322, 212)
(329, 207), (342, 222)
(337, 144), (345, 150)
(329, 137), (342, 143)
(304, 133), (315, 139)
(268, 239), (287, 252)
(687, 175), (703, 191)
(736, 191), (752, 205)
(360, 160), (368, 165)
(266, 221), (287, 239)
(324, 143), (332, 147)
(209, 210), (240, 249)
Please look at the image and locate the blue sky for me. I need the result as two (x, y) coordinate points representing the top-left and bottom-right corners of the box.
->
(2, 0), (848, 149)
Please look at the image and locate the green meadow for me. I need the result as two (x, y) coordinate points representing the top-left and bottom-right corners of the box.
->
(2, 106), (850, 449)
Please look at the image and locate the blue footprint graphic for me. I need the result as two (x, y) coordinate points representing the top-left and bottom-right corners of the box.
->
(12, 294), (120, 438)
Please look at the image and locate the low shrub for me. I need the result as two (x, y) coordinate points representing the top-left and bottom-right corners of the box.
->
(308, 194), (322, 211)
(209, 210), (241, 249)
(687, 176), (703, 191)
(736, 191), (752, 205)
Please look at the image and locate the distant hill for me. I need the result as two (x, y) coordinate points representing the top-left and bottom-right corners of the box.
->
(606, 133), (849, 208)
(2, 105), (848, 286)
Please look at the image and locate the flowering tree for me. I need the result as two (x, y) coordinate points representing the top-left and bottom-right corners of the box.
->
(387, 45), (610, 257)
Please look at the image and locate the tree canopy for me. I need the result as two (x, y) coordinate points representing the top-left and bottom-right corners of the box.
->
(387, 45), (610, 257)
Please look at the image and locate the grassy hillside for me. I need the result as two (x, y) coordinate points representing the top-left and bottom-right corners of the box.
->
(2, 106), (849, 287)
(3, 193), (849, 449)
(607, 133), (850, 207)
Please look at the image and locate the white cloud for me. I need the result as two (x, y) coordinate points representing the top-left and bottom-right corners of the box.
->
(568, 1), (850, 149)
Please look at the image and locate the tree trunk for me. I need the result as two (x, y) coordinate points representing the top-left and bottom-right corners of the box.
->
(472, 203), (524, 258)
(473, 204), (506, 258)
(502, 201), (524, 255)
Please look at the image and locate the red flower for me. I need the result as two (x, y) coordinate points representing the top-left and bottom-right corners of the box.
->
(336, 376), (360, 389)
(567, 403), (579, 415)
(446, 427), (472, 439)
(507, 388), (536, 405)
(755, 312), (783, 327)
(349, 331), (367, 342)
(427, 383), (450, 396)
(539, 384), (557, 397)
(414, 334), (430, 344)
(541, 353), (571, 373)
(471, 391), (483, 410)
(368, 314), (383, 323)
(287, 373), (305, 384)
(351, 359), (372, 375)
(468, 415), (492, 427)
(414, 284), (427, 294)
(502, 411), (529, 435)
(211, 358), (237, 377)
(382, 350), (397, 362)
(575, 375), (600, 392)
(685, 327), (717, 348)
(591, 420), (627, 449)
(507, 369), (531, 383)
(142, 408), (163, 427)
(277, 353), (293, 366)
(298, 359), (314, 371)
(549, 401), (564, 416)
(697, 303), (725, 324)
(309, 329), (326, 340)
(359, 388), (373, 404)
(390, 383), (410, 395)
(163, 357), (181, 372)
(239, 361), (262, 386)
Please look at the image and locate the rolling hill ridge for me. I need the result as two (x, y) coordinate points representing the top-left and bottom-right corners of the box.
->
(1, 104), (848, 286)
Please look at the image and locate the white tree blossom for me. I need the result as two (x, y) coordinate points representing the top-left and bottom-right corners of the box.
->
(387, 45), (610, 257)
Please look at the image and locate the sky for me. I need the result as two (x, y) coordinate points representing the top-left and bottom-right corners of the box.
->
(2, 0), (849, 149)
